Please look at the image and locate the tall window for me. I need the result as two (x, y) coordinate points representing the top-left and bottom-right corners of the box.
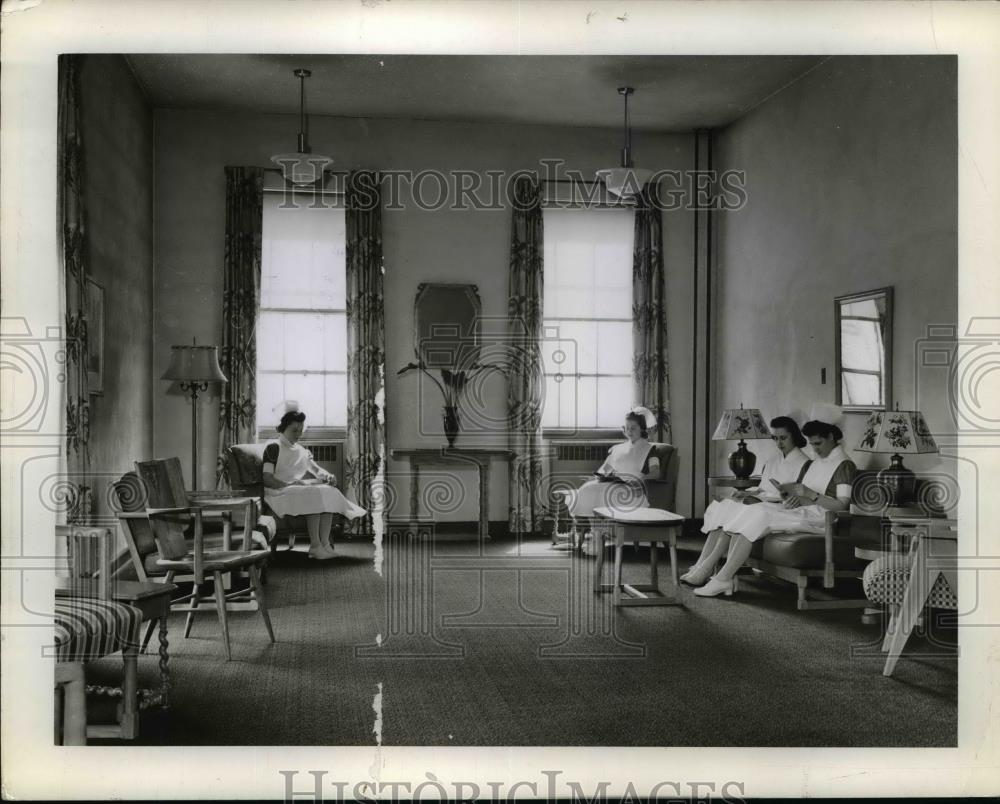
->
(542, 207), (635, 430)
(256, 194), (347, 433)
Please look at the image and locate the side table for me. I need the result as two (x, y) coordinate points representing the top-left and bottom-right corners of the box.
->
(592, 507), (686, 607)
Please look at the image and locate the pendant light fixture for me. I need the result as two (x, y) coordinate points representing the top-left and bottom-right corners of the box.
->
(596, 86), (653, 199)
(271, 68), (333, 186)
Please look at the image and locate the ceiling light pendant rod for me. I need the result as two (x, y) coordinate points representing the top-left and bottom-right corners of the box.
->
(295, 68), (311, 154)
(620, 86), (634, 169)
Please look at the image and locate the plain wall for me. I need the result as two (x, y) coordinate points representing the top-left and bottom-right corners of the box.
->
(78, 55), (156, 520)
(712, 56), (958, 479)
(153, 111), (697, 519)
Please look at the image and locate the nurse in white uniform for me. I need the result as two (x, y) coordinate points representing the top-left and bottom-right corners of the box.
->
(559, 406), (661, 523)
(262, 404), (367, 560)
(692, 404), (858, 597)
(681, 415), (811, 585)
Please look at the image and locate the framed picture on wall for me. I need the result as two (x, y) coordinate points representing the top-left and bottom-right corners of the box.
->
(85, 277), (105, 395)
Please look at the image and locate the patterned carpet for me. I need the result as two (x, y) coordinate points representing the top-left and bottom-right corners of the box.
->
(90, 536), (957, 746)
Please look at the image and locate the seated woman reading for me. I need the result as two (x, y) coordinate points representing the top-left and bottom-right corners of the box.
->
(262, 406), (367, 560)
(689, 406), (857, 598)
(681, 415), (811, 585)
(556, 407), (661, 544)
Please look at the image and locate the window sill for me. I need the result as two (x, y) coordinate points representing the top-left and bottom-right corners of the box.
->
(542, 429), (622, 442)
(256, 427), (347, 442)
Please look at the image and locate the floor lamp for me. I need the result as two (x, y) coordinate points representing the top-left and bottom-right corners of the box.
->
(161, 341), (228, 489)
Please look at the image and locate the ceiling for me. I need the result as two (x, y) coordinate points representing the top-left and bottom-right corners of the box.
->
(126, 54), (825, 132)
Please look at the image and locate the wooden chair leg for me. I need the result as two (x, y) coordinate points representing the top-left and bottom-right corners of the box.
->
(668, 534), (679, 587)
(120, 646), (139, 739)
(213, 571), (232, 661)
(184, 582), (201, 638)
(249, 564), (275, 643)
(55, 662), (86, 745)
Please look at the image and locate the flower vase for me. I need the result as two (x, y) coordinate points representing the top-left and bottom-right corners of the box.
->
(443, 405), (460, 448)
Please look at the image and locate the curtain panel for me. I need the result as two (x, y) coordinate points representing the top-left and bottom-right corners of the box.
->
(344, 170), (386, 535)
(58, 55), (92, 523)
(632, 190), (672, 443)
(216, 167), (264, 484)
(506, 177), (545, 535)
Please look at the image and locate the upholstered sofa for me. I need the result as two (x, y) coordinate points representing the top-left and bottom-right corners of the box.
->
(741, 472), (945, 610)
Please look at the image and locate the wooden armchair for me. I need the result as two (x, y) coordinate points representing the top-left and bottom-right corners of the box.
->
(54, 526), (143, 745)
(116, 458), (275, 660)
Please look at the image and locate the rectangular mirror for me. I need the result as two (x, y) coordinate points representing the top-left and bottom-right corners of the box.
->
(835, 286), (893, 411)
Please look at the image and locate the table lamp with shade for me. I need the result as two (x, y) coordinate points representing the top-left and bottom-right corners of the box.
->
(855, 406), (938, 507)
(161, 340), (228, 488)
(712, 404), (772, 479)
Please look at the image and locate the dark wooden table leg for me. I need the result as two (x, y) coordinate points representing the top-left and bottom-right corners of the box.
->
(158, 615), (171, 709)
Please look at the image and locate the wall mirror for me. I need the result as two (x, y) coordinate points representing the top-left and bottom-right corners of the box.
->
(413, 283), (482, 369)
(835, 286), (893, 411)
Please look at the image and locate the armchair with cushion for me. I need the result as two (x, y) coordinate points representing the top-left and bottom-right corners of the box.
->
(224, 443), (342, 551)
(552, 442), (680, 548)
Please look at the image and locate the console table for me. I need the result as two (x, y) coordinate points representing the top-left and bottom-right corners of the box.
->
(390, 448), (512, 540)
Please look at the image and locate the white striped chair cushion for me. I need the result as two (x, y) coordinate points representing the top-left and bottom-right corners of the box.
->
(54, 597), (143, 662)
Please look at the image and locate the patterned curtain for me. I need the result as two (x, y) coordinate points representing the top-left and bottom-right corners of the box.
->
(216, 167), (264, 483)
(344, 171), (386, 535)
(507, 177), (545, 535)
(632, 189), (672, 442)
(58, 55), (92, 524)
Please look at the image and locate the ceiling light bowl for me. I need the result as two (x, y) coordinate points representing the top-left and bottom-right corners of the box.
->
(596, 167), (654, 199)
(271, 153), (334, 186)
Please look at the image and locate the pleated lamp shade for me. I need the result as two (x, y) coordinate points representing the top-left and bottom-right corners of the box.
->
(161, 345), (228, 383)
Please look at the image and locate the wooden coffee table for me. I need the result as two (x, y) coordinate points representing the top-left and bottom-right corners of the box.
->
(591, 507), (685, 607)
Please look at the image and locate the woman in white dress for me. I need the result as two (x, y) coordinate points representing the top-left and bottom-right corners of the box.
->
(262, 409), (367, 560)
(559, 407), (661, 527)
(692, 408), (857, 597)
(681, 415), (811, 585)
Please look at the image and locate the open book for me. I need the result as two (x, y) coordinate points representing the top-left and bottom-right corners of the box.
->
(593, 471), (627, 484)
(738, 479), (789, 504)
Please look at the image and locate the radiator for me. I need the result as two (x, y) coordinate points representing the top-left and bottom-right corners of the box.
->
(300, 440), (345, 483)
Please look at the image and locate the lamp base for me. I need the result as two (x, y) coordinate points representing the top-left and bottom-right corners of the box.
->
(878, 453), (916, 507)
(728, 440), (757, 480)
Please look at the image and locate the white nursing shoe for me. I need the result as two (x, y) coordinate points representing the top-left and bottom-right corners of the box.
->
(679, 563), (713, 586)
(308, 545), (336, 560)
(693, 576), (734, 597)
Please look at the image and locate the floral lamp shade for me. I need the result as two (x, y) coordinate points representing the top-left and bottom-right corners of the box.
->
(712, 407), (771, 441)
(856, 408), (937, 507)
(712, 406), (770, 480)
(856, 409), (938, 455)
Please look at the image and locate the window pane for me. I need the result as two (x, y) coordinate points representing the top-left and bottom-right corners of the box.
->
(575, 376), (598, 429)
(542, 375), (560, 428)
(282, 313), (326, 371)
(283, 373), (325, 421)
(325, 374), (348, 427)
(596, 321), (632, 374)
(597, 376), (633, 427)
(256, 313), (284, 371)
(550, 320), (596, 373)
(325, 313), (348, 372)
(843, 372), (882, 407)
(256, 373), (284, 429)
(261, 195), (346, 310)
